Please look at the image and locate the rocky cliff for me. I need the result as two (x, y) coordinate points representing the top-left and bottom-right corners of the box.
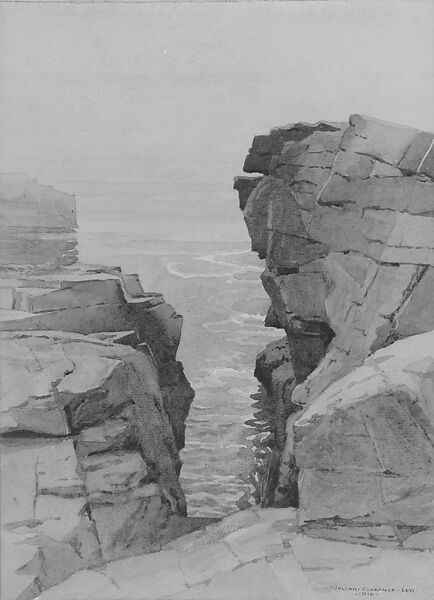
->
(0, 176), (198, 600)
(235, 115), (434, 543)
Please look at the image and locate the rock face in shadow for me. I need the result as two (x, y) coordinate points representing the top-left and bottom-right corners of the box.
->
(0, 176), (197, 600)
(235, 115), (434, 541)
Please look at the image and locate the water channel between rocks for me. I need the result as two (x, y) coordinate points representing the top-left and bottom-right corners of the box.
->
(74, 184), (282, 517)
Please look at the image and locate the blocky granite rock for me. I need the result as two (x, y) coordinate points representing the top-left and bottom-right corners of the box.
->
(0, 176), (197, 600)
(235, 115), (434, 533)
(0, 174), (77, 229)
(0, 264), (194, 448)
(0, 330), (198, 599)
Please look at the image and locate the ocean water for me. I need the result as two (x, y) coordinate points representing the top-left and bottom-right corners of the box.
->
(68, 181), (281, 518)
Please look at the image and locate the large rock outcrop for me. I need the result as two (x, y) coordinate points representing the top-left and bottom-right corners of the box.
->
(0, 176), (197, 600)
(235, 115), (434, 540)
(0, 264), (193, 450)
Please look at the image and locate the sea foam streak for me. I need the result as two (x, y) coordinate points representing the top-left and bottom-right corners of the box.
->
(167, 249), (263, 280)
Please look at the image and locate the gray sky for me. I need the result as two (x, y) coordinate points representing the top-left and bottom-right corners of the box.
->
(0, 1), (433, 186)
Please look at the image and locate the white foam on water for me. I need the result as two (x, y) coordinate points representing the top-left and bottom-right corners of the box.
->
(167, 248), (263, 280)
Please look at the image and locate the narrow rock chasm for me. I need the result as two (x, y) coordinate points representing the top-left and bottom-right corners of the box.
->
(2, 114), (434, 600)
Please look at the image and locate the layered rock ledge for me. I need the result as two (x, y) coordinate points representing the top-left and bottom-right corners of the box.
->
(0, 176), (199, 600)
(31, 507), (434, 600)
(234, 115), (434, 541)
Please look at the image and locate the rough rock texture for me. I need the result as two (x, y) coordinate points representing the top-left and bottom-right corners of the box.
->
(295, 331), (434, 525)
(0, 331), (198, 600)
(0, 263), (194, 449)
(35, 507), (434, 600)
(235, 115), (434, 541)
(0, 176), (197, 600)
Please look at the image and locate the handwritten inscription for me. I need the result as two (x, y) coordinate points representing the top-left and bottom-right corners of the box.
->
(331, 586), (415, 597)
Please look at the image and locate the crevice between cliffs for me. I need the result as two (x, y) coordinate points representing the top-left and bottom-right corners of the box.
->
(2, 113), (434, 600)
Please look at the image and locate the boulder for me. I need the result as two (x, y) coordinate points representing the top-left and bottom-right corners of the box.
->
(242, 121), (344, 176)
(295, 331), (434, 524)
(0, 264), (194, 447)
(0, 330), (195, 599)
(233, 176), (262, 211)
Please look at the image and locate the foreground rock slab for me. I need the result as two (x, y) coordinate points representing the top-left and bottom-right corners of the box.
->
(37, 507), (434, 600)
